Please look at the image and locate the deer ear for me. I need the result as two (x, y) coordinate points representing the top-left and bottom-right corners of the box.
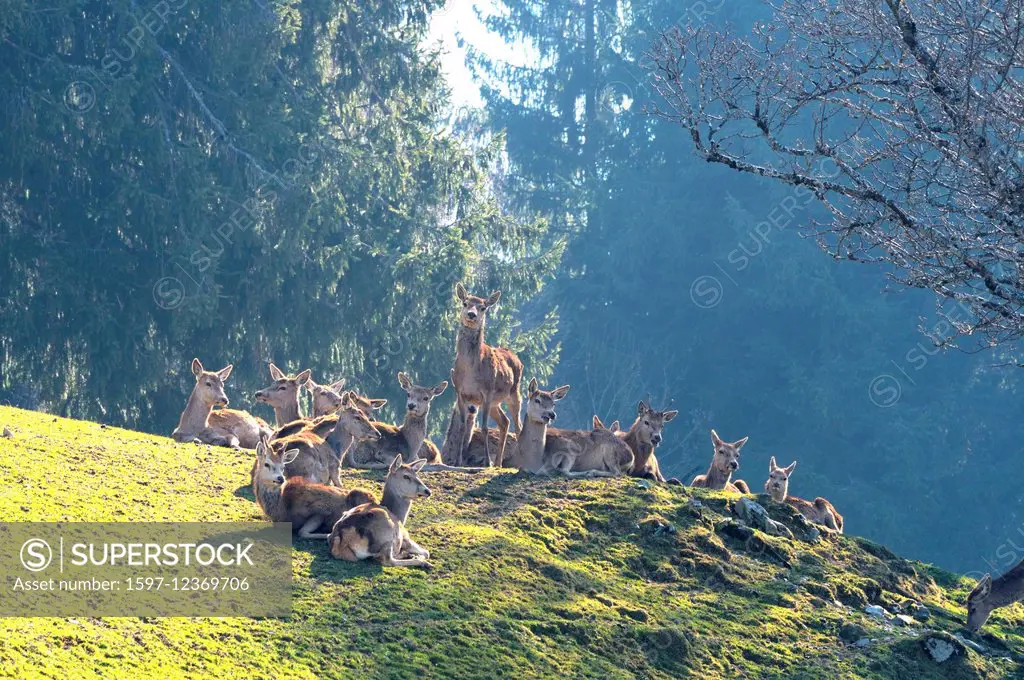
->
(397, 372), (412, 390)
(769, 456), (778, 471)
(281, 448), (300, 466)
(485, 290), (502, 307)
(303, 378), (319, 392)
(268, 363), (285, 381)
(733, 436), (749, 450)
(455, 282), (468, 302)
(295, 369), (311, 384)
(593, 415), (605, 429)
(784, 461), (797, 474)
(256, 435), (269, 460)
(610, 420), (620, 433)
(710, 429), (723, 447)
(329, 379), (346, 392)
(433, 381), (449, 396)
(528, 378), (539, 396)
(369, 399), (387, 410)
(388, 455), (403, 476)
(191, 358), (204, 377)
(217, 365), (233, 381)
(971, 574), (993, 601)
(410, 458), (427, 472)
(638, 400), (649, 415)
(551, 385), (571, 400)
(663, 410), (678, 422)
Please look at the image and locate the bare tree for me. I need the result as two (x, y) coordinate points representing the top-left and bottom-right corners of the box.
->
(649, 0), (1024, 354)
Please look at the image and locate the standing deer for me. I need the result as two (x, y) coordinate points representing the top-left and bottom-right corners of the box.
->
(690, 430), (751, 494)
(451, 283), (524, 467)
(966, 559), (1024, 632)
(619, 401), (679, 482)
(343, 372), (447, 469)
(328, 455), (434, 569)
(252, 435), (375, 539)
(763, 457), (843, 534)
(172, 358), (270, 448)
(254, 363), (311, 427)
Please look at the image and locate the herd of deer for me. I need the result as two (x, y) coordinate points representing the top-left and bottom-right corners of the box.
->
(169, 283), (1018, 631)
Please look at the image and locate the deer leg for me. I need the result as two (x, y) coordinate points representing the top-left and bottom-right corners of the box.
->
(489, 405), (510, 468)
(480, 396), (494, 466)
(297, 516), (330, 540)
(402, 537), (430, 560)
(380, 543), (433, 569)
(507, 389), (522, 436)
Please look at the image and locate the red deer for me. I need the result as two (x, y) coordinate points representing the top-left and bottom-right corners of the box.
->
(546, 416), (635, 478)
(306, 377), (388, 419)
(620, 401), (679, 482)
(966, 559), (1024, 632)
(328, 455), (434, 569)
(252, 434), (375, 539)
(763, 457), (843, 534)
(451, 283), (523, 467)
(274, 400), (380, 486)
(172, 358), (270, 448)
(690, 430), (751, 493)
(255, 363), (311, 427)
(343, 373), (447, 469)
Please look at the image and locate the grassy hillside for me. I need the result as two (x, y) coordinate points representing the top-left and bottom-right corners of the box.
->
(0, 405), (1021, 679)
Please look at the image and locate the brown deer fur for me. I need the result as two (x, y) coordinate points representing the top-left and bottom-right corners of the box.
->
(556, 416), (635, 478)
(451, 283), (524, 467)
(966, 559), (1024, 632)
(344, 373), (447, 468)
(275, 403), (380, 486)
(763, 457), (843, 534)
(252, 435), (375, 539)
(619, 401), (678, 482)
(254, 363), (311, 427)
(172, 358), (270, 449)
(307, 378), (388, 419)
(690, 429), (751, 494)
(328, 456), (433, 569)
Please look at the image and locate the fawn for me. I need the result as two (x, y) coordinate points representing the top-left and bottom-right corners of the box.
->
(274, 399), (380, 485)
(172, 358), (271, 449)
(966, 558), (1024, 632)
(252, 435), (375, 539)
(343, 372), (447, 469)
(620, 401), (678, 482)
(545, 416), (636, 478)
(255, 363), (311, 427)
(328, 455), (434, 569)
(452, 283), (524, 467)
(763, 457), (843, 534)
(690, 429), (751, 493)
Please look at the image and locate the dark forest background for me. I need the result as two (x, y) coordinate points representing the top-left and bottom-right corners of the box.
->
(1, 0), (1021, 575)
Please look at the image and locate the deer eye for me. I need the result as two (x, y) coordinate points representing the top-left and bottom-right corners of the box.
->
(264, 462), (270, 469)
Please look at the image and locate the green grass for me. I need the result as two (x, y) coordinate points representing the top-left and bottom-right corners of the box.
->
(0, 405), (1021, 679)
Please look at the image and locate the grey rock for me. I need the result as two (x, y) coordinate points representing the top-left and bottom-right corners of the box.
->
(733, 497), (794, 539)
(864, 605), (889, 619)
(913, 606), (931, 621)
(924, 637), (959, 663)
(839, 622), (867, 643)
(894, 614), (917, 627)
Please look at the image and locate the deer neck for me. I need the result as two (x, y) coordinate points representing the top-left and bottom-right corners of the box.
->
(457, 323), (486, 360)
(767, 485), (787, 503)
(273, 400), (302, 427)
(624, 424), (653, 468)
(703, 461), (733, 490)
(400, 410), (428, 459)
(518, 417), (548, 472)
(326, 427), (355, 460)
(177, 389), (214, 434)
(254, 478), (284, 520)
(382, 485), (413, 524)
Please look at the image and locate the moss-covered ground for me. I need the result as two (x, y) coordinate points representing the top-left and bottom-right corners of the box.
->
(0, 405), (1020, 678)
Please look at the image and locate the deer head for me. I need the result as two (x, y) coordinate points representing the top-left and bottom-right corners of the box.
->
(305, 377), (349, 417)
(966, 574), (996, 632)
(189, 358), (233, 407)
(764, 456), (797, 503)
(385, 455), (431, 500)
(254, 435), (299, 486)
(397, 371), (448, 418)
(254, 363), (311, 412)
(455, 282), (501, 330)
(634, 400), (679, 447)
(526, 377), (570, 424)
(336, 395), (382, 442)
(710, 429), (748, 474)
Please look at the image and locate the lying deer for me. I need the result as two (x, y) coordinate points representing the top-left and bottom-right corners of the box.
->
(307, 378), (388, 419)
(546, 416), (636, 478)
(620, 401), (678, 482)
(255, 363), (311, 428)
(328, 455), (434, 569)
(763, 457), (843, 534)
(966, 558), (1024, 632)
(273, 398), (380, 486)
(172, 358), (270, 448)
(252, 435), (375, 539)
(452, 283), (524, 467)
(343, 372), (447, 469)
(690, 429), (751, 493)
